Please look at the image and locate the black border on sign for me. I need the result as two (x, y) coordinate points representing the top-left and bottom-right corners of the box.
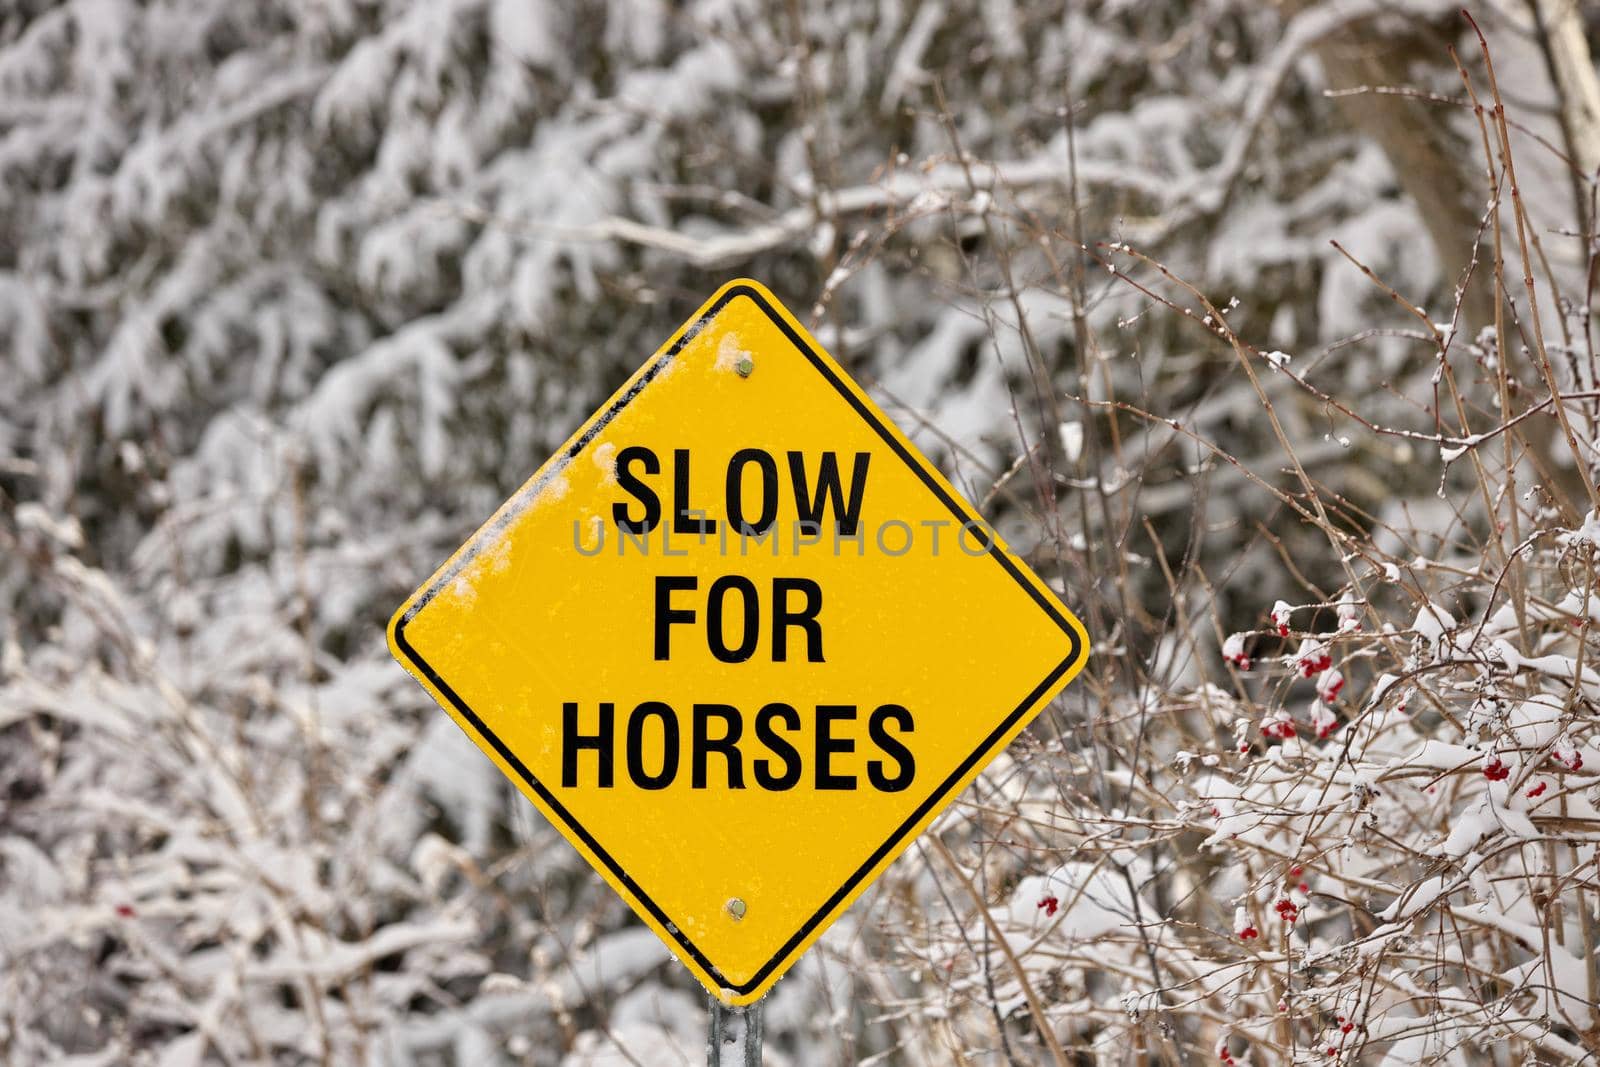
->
(391, 285), (1085, 996)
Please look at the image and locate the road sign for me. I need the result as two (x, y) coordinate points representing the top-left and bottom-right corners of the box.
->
(388, 280), (1089, 1005)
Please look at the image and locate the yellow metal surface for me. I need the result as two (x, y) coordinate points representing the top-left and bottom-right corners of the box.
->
(388, 280), (1089, 1005)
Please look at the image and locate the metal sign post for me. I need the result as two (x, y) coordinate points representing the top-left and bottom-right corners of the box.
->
(708, 995), (763, 1066)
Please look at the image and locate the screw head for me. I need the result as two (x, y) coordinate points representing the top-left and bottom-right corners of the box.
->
(734, 356), (754, 377)
(726, 898), (747, 920)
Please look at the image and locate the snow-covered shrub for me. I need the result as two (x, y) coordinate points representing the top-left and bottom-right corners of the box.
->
(859, 16), (1600, 1065)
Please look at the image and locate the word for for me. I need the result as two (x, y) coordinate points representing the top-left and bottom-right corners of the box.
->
(653, 575), (822, 662)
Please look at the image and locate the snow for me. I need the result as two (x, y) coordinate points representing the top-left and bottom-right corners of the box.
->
(15, 501), (84, 548)
(1506, 696), (1563, 749)
(1439, 433), (1485, 463)
(1058, 420), (1084, 464)
(1004, 863), (1146, 942)
(1439, 803), (1497, 859)
(1391, 740), (1480, 774)
(1412, 601), (1454, 639)
(4, 2), (1598, 1064)
(1222, 631), (1250, 669)
(492, 0), (563, 70)
(1562, 508), (1600, 550)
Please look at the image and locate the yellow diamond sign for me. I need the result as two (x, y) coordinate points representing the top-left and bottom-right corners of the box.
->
(388, 280), (1089, 1004)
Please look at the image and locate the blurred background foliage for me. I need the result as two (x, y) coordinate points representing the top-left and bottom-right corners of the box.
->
(4, 0), (1600, 1064)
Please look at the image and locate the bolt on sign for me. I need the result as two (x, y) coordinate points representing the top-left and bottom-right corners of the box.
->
(388, 280), (1090, 1005)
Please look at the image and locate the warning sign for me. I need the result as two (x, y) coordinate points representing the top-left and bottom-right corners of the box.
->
(388, 280), (1089, 1004)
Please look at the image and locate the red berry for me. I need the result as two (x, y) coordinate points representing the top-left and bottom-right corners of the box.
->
(1037, 895), (1059, 917)
(1223, 633), (1252, 671)
(1262, 718), (1298, 740)
(114, 904), (135, 918)
(1297, 654), (1330, 678)
(1526, 781), (1547, 799)
(1483, 756), (1510, 781)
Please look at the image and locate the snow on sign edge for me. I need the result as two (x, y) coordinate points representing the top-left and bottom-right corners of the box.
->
(385, 278), (1092, 1005)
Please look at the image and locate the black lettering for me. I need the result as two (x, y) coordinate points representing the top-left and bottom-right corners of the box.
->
(654, 576), (697, 660)
(752, 703), (802, 790)
(726, 448), (779, 534)
(867, 704), (915, 791)
(672, 448), (716, 536)
(707, 575), (759, 662)
(816, 704), (856, 789)
(692, 704), (745, 788)
(626, 701), (680, 789)
(562, 701), (614, 788)
(772, 577), (824, 662)
(612, 446), (661, 533)
(788, 451), (870, 536)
